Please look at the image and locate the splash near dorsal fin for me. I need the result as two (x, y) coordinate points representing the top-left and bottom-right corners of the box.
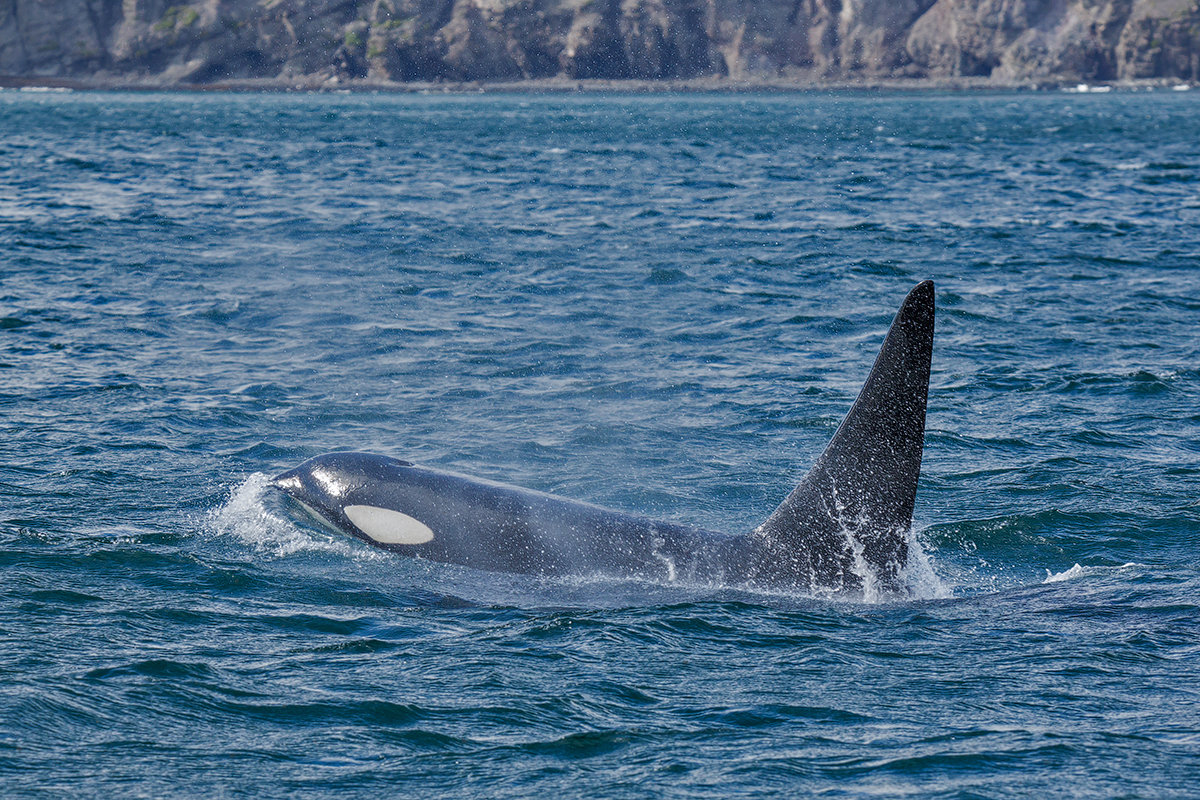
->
(753, 280), (935, 593)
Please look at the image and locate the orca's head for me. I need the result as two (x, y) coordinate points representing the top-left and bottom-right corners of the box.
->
(270, 452), (433, 546)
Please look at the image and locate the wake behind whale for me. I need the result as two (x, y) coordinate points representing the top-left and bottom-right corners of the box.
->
(271, 281), (936, 597)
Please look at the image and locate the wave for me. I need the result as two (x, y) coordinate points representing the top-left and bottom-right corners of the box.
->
(1044, 562), (1143, 584)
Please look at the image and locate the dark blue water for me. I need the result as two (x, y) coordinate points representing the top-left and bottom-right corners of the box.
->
(2, 89), (1199, 797)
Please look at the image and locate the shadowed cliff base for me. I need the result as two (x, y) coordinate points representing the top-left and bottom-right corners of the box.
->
(2, 0), (1199, 88)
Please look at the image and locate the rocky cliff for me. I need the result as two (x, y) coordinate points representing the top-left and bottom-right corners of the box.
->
(2, 0), (1198, 86)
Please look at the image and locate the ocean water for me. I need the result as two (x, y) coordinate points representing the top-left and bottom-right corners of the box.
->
(1, 89), (1199, 797)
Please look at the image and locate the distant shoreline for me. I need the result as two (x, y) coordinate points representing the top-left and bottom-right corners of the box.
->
(2, 74), (1195, 94)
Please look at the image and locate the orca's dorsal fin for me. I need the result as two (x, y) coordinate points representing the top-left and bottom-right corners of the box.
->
(754, 280), (935, 592)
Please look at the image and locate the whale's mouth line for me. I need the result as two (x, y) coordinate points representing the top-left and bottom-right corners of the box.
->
(271, 486), (347, 539)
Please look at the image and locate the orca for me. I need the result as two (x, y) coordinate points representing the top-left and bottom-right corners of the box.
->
(271, 280), (935, 594)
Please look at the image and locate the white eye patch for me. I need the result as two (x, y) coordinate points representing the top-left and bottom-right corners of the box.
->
(343, 505), (434, 545)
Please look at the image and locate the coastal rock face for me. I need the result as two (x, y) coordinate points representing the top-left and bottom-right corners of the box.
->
(1, 0), (1198, 84)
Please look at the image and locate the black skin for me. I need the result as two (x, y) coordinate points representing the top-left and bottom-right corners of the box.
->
(273, 281), (935, 594)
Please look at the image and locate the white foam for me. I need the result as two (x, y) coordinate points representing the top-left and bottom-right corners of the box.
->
(210, 472), (375, 559)
(1044, 563), (1086, 583)
(1043, 562), (1143, 584)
